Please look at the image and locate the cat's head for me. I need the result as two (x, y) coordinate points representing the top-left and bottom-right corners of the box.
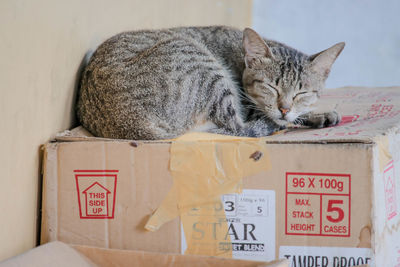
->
(242, 28), (344, 126)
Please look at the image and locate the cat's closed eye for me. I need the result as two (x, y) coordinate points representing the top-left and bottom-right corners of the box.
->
(293, 91), (308, 99)
(253, 79), (264, 84)
(293, 91), (318, 100)
(267, 84), (280, 96)
(251, 80), (279, 96)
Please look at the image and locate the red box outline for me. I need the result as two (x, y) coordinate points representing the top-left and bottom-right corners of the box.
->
(383, 160), (397, 221)
(285, 172), (351, 237)
(75, 170), (118, 219)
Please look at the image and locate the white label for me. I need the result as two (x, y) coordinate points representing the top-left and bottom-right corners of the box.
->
(181, 189), (275, 261)
(279, 246), (374, 267)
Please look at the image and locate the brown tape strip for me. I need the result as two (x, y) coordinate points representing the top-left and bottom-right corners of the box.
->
(377, 135), (392, 172)
(145, 132), (271, 257)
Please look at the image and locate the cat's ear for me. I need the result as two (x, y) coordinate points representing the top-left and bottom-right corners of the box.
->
(309, 42), (345, 79)
(243, 28), (274, 68)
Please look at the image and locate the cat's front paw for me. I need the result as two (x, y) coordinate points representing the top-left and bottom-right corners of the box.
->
(306, 111), (341, 128)
(242, 119), (283, 137)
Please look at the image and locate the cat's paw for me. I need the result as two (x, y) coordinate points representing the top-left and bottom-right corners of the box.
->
(306, 111), (341, 128)
(242, 119), (283, 137)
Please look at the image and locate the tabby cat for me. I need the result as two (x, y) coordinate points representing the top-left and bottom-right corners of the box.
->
(77, 26), (344, 139)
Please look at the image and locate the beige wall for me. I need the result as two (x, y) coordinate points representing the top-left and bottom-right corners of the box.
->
(0, 0), (252, 261)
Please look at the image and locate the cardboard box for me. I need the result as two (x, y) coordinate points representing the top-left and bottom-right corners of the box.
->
(0, 241), (287, 267)
(41, 87), (400, 267)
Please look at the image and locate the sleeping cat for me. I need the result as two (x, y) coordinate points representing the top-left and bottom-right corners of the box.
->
(77, 26), (344, 139)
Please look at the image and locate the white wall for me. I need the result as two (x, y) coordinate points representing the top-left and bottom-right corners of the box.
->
(253, 0), (400, 88)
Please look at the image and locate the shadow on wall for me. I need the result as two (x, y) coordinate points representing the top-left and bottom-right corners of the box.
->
(71, 50), (94, 129)
(35, 50), (93, 246)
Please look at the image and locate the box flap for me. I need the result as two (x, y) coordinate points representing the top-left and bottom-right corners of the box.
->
(72, 244), (289, 267)
(55, 126), (163, 145)
(57, 87), (400, 144)
(0, 241), (290, 267)
(0, 242), (94, 267)
(56, 127), (107, 142)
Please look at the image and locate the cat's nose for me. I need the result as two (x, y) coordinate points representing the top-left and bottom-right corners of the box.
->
(280, 107), (290, 115)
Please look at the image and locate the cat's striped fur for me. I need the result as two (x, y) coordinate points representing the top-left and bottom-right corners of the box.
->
(77, 26), (344, 139)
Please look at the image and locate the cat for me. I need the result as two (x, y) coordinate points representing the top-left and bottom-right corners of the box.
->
(76, 26), (344, 140)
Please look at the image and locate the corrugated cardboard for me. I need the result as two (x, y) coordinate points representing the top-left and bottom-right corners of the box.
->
(73, 244), (289, 267)
(0, 241), (288, 267)
(41, 87), (400, 267)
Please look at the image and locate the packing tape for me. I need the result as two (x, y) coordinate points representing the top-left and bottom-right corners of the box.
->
(145, 132), (271, 257)
(377, 135), (392, 173)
